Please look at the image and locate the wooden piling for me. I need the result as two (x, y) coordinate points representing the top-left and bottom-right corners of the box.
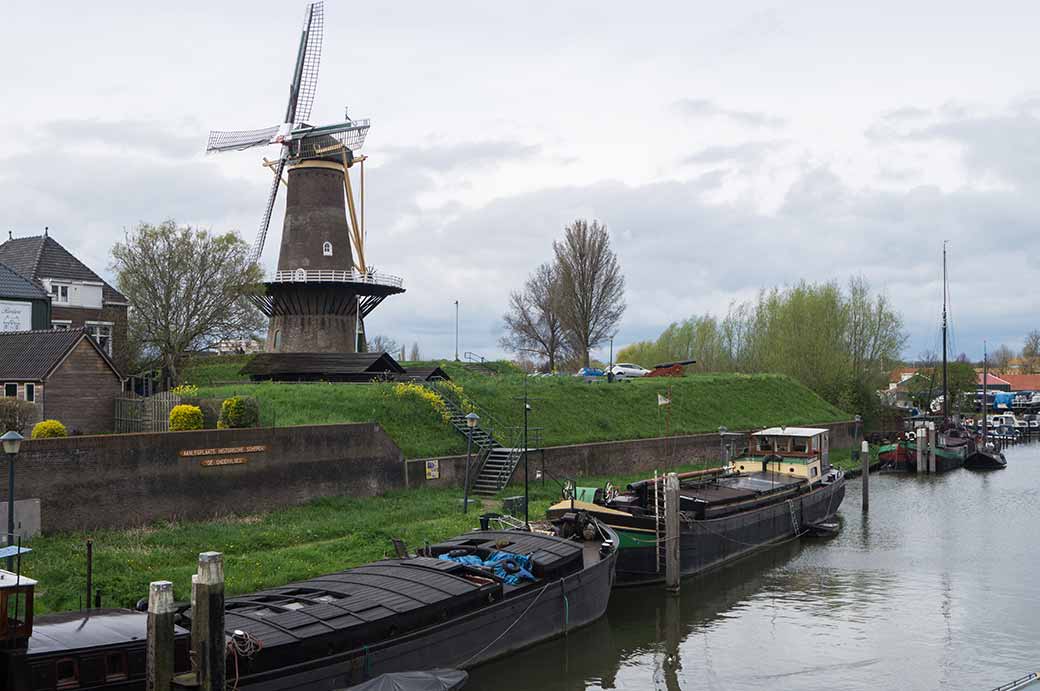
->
(146, 580), (175, 691)
(664, 473), (680, 592)
(193, 552), (226, 691)
(915, 423), (925, 473)
(927, 422), (937, 473)
(860, 440), (869, 513)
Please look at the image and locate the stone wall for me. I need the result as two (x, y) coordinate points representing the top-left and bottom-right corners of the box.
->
(406, 419), (859, 489)
(3, 423), (402, 533)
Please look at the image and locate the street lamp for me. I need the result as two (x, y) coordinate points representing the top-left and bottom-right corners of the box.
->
(718, 426), (729, 464)
(2, 430), (24, 571)
(463, 412), (479, 514)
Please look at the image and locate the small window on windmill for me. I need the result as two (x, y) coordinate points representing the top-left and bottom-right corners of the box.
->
(323, 241), (333, 257)
(294, 268), (306, 281)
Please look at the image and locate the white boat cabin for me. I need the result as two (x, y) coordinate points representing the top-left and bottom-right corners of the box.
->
(0, 569), (35, 646)
(741, 426), (831, 481)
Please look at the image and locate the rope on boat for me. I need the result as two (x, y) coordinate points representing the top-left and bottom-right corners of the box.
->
(226, 629), (263, 691)
(459, 581), (553, 667)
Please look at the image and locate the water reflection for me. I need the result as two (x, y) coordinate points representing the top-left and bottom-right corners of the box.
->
(470, 443), (1040, 690)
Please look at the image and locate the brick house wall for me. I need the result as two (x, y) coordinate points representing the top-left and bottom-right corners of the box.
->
(51, 303), (129, 373)
(42, 339), (122, 434)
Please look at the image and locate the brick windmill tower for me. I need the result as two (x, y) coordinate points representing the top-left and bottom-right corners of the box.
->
(205, 1), (403, 353)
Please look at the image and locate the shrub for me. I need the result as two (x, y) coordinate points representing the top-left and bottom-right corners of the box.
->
(0, 398), (38, 434)
(217, 396), (260, 429)
(171, 384), (199, 398)
(391, 382), (451, 423)
(169, 404), (204, 431)
(32, 419), (67, 439)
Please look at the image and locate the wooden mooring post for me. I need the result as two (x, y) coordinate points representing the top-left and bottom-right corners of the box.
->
(194, 552), (226, 691)
(861, 440), (870, 513)
(915, 422), (925, 473)
(147, 580), (175, 691)
(927, 422), (937, 473)
(664, 473), (680, 593)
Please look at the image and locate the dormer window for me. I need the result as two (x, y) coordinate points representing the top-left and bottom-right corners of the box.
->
(323, 242), (333, 257)
(50, 283), (69, 304)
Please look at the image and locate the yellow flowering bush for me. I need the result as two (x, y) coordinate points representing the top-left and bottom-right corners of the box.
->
(169, 404), (204, 431)
(391, 382), (452, 423)
(171, 384), (199, 397)
(31, 419), (67, 439)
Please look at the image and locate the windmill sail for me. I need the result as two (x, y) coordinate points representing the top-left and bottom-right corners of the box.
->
(286, 2), (324, 126)
(206, 125), (281, 153)
(250, 156), (287, 265)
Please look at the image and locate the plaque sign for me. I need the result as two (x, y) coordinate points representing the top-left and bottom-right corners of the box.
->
(180, 444), (266, 468)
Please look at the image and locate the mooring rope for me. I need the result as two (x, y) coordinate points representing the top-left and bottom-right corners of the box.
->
(460, 581), (553, 667)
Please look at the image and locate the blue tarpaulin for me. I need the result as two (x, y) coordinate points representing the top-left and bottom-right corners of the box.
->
(438, 550), (535, 585)
(994, 392), (1014, 409)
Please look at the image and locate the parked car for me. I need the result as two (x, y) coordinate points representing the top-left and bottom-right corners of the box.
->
(609, 363), (651, 380)
(576, 367), (606, 378)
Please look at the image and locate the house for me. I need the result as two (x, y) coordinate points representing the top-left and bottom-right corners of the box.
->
(0, 261), (51, 331)
(0, 232), (129, 371)
(1002, 373), (1040, 392)
(0, 329), (123, 434)
(976, 372), (1012, 392)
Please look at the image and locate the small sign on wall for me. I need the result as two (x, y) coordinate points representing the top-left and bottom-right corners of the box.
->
(425, 460), (440, 480)
(0, 300), (32, 332)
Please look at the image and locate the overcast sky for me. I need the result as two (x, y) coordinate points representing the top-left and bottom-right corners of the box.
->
(4, 1), (1039, 362)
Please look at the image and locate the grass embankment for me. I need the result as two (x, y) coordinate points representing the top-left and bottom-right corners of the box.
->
(27, 463), (713, 614)
(183, 357), (849, 459)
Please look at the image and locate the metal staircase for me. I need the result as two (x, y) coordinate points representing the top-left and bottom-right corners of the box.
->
(427, 380), (537, 497)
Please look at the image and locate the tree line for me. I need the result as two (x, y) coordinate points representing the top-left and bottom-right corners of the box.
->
(500, 219), (626, 370)
(616, 278), (906, 417)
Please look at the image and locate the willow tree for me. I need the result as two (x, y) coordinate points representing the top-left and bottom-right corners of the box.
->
(553, 220), (626, 367)
(112, 220), (264, 383)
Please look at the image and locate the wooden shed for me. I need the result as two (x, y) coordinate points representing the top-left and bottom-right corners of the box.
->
(240, 351), (407, 382)
(0, 328), (123, 434)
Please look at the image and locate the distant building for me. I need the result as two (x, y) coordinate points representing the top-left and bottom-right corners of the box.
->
(0, 232), (129, 370)
(976, 372), (1012, 392)
(1001, 373), (1040, 391)
(0, 329), (123, 434)
(0, 261), (51, 331)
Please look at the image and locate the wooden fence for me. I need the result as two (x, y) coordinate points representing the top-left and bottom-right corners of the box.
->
(114, 392), (182, 433)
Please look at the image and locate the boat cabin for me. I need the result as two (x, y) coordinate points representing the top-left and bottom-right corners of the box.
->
(0, 569), (35, 649)
(742, 427), (830, 482)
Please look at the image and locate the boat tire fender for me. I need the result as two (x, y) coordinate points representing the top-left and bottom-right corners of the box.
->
(448, 548), (471, 558)
(500, 558), (521, 574)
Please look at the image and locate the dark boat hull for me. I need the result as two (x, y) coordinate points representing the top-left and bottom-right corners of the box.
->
(607, 477), (845, 586)
(878, 440), (966, 473)
(240, 545), (617, 691)
(964, 449), (1007, 470)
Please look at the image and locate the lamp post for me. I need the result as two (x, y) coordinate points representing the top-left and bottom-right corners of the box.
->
(2, 430), (24, 571)
(463, 412), (479, 514)
(853, 414), (863, 462)
(454, 300), (460, 361)
(718, 425), (729, 464)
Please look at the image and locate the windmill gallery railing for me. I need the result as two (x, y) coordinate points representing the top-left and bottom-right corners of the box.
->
(269, 269), (404, 288)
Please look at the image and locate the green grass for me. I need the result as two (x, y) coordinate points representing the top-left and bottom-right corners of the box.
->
(829, 445), (880, 472)
(26, 463), (714, 614)
(185, 357), (849, 459)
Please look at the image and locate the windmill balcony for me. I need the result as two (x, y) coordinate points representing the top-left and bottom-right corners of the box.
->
(270, 269), (404, 289)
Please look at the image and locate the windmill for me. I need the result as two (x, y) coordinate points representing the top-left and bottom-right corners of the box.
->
(205, 1), (403, 354)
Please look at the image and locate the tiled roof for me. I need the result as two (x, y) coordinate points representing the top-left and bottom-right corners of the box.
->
(977, 372), (1011, 386)
(0, 261), (49, 301)
(0, 235), (127, 304)
(241, 352), (406, 380)
(0, 328), (121, 381)
(1001, 374), (1040, 391)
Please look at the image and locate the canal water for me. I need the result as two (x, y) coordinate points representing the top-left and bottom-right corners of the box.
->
(469, 442), (1040, 690)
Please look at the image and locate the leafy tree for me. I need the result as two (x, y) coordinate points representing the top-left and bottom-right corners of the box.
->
(500, 262), (568, 371)
(553, 220), (626, 367)
(111, 221), (264, 384)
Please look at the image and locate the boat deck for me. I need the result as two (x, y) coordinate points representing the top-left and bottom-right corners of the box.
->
(681, 471), (806, 507)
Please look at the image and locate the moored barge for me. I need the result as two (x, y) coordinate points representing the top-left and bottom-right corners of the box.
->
(0, 519), (617, 690)
(549, 426), (845, 586)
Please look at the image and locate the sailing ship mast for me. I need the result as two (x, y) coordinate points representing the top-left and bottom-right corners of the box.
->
(941, 241), (949, 420)
(982, 343), (989, 446)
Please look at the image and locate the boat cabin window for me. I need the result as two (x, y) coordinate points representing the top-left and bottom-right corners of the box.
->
(792, 437), (809, 453)
(56, 657), (79, 690)
(757, 437), (774, 452)
(105, 652), (128, 682)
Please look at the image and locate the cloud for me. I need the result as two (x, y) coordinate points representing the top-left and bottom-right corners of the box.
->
(684, 140), (787, 166)
(383, 140), (540, 171)
(32, 119), (202, 159)
(671, 98), (785, 128)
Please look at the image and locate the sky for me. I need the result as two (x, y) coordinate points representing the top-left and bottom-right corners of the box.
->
(3, 0), (1039, 363)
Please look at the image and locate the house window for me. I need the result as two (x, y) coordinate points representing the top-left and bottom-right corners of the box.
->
(25, 384), (35, 402)
(86, 322), (113, 356)
(4, 384), (16, 398)
(323, 241), (333, 256)
(50, 283), (69, 304)
(52, 320), (72, 330)
(273, 330), (282, 350)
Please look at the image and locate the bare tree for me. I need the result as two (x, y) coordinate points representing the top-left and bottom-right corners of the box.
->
(111, 220), (265, 383)
(368, 335), (399, 355)
(500, 262), (568, 371)
(553, 219), (626, 367)
(1023, 329), (1040, 372)
(991, 343), (1017, 373)
(409, 342), (421, 361)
